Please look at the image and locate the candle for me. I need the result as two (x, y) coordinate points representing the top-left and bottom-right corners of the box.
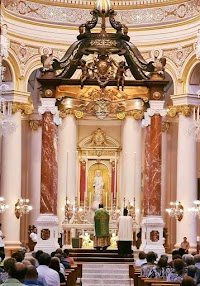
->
(106, 192), (107, 210)
(89, 192), (91, 211)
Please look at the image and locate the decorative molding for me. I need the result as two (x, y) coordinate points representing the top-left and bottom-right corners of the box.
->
(147, 100), (166, 117)
(126, 110), (144, 120)
(4, 0), (200, 26)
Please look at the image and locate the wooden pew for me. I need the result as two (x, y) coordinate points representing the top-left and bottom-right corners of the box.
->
(143, 279), (180, 286)
(151, 284), (180, 286)
(65, 266), (78, 286)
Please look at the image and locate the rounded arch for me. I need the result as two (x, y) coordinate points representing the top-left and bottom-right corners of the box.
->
(183, 55), (200, 94)
(3, 52), (20, 89)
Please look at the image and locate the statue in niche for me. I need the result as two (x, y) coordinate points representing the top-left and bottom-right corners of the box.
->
(92, 170), (104, 209)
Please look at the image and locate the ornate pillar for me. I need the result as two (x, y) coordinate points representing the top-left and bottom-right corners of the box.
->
(121, 111), (142, 217)
(28, 119), (42, 226)
(57, 112), (77, 231)
(1, 111), (22, 254)
(35, 98), (60, 253)
(141, 100), (166, 254)
(170, 94), (199, 252)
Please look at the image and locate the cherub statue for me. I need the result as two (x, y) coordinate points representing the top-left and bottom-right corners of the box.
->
(80, 232), (94, 249)
(152, 57), (166, 77)
(78, 59), (91, 88)
(40, 53), (54, 72)
(115, 61), (129, 91)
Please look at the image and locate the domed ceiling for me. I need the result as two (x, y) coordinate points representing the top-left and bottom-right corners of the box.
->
(2, 0), (200, 28)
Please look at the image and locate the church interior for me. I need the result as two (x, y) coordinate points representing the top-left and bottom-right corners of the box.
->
(0, 0), (200, 258)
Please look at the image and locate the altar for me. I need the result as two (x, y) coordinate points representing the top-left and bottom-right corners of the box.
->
(62, 221), (119, 249)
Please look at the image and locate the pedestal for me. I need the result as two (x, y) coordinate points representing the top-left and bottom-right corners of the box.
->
(34, 214), (59, 254)
(140, 216), (165, 255)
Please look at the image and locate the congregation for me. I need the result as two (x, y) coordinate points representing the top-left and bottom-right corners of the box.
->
(0, 248), (76, 286)
(135, 249), (200, 286)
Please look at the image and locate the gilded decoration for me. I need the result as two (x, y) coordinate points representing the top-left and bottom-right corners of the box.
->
(29, 119), (42, 131)
(126, 110), (144, 120)
(167, 105), (194, 117)
(12, 102), (34, 115)
(88, 163), (109, 208)
(91, 128), (107, 146)
(44, 89), (53, 97)
(162, 121), (170, 132)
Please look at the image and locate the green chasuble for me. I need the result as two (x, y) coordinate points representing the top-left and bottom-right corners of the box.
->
(94, 208), (109, 237)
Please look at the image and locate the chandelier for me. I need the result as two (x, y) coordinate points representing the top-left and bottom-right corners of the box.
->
(15, 199), (32, 219)
(166, 201), (184, 221)
(188, 200), (200, 219)
(0, 197), (8, 213)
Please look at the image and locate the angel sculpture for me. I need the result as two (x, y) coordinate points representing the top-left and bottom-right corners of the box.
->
(115, 61), (129, 91)
(40, 53), (54, 72)
(152, 57), (166, 77)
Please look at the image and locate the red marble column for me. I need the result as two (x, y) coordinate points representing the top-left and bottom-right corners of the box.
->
(80, 161), (86, 203)
(40, 112), (58, 214)
(143, 114), (162, 216)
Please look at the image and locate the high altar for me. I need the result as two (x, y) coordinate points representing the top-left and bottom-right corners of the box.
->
(33, 0), (169, 254)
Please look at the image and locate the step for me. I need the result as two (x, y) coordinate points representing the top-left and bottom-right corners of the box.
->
(81, 278), (131, 285)
(83, 268), (128, 274)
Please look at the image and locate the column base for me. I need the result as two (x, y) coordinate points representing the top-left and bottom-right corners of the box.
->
(35, 213), (60, 254)
(140, 216), (165, 256)
(5, 241), (22, 256)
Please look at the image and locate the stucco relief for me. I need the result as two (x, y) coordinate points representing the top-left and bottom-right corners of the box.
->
(3, 0), (200, 26)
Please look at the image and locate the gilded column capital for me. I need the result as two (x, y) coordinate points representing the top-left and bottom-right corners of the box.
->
(12, 102), (33, 115)
(59, 109), (84, 119)
(162, 121), (170, 132)
(29, 120), (42, 131)
(116, 110), (144, 120)
(126, 110), (144, 120)
(167, 105), (193, 117)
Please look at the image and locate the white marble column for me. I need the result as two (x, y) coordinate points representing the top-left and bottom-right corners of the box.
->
(121, 115), (142, 216)
(29, 121), (42, 226)
(57, 114), (77, 229)
(1, 111), (22, 253)
(171, 94), (200, 251)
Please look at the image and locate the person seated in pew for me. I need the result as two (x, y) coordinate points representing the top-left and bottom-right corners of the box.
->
(147, 257), (171, 279)
(180, 275), (196, 286)
(140, 251), (158, 277)
(167, 258), (187, 282)
(49, 257), (66, 284)
(135, 251), (147, 267)
(63, 249), (76, 266)
(23, 265), (39, 285)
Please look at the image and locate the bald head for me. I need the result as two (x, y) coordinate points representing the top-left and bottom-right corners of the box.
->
(9, 262), (27, 281)
(24, 265), (38, 281)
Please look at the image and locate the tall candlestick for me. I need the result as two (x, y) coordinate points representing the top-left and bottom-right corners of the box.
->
(133, 152), (136, 196)
(89, 192), (91, 211)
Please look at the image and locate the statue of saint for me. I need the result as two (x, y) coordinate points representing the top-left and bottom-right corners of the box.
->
(92, 170), (104, 208)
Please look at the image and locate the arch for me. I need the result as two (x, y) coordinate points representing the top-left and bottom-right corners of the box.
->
(182, 54), (200, 94)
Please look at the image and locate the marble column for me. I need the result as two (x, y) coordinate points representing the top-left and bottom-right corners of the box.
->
(29, 119), (42, 226)
(171, 94), (200, 252)
(121, 113), (142, 218)
(35, 98), (59, 253)
(1, 111), (22, 254)
(141, 100), (166, 255)
(57, 114), (77, 232)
